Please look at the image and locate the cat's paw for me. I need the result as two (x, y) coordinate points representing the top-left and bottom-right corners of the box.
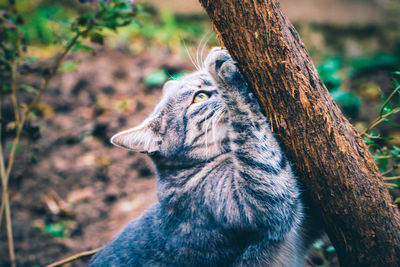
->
(205, 47), (244, 87)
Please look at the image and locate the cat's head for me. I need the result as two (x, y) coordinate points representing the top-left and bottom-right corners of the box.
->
(111, 70), (229, 162)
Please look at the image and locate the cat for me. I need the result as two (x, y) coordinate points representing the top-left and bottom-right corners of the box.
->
(88, 47), (314, 266)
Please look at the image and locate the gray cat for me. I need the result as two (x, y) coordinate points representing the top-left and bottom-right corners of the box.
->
(89, 48), (313, 266)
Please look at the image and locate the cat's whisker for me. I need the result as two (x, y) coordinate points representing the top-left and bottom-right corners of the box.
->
(167, 72), (176, 80)
(183, 40), (200, 71)
(196, 32), (210, 71)
(200, 31), (212, 70)
(195, 38), (203, 73)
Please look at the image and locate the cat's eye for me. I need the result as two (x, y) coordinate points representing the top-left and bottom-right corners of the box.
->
(193, 92), (210, 103)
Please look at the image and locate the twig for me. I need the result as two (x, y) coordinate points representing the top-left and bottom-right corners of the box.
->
(383, 176), (400, 181)
(0, 99), (6, 227)
(361, 85), (400, 136)
(385, 182), (398, 188)
(379, 85), (400, 117)
(382, 164), (400, 176)
(45, 247), (102, 267)
(374, 154), (398, 160)
(11, 47), (20, 124)
(0, 23), (93, 267)
(361, 107), (400, 136)
(0, 96), (16, 267)
(5, 197), (15, 267)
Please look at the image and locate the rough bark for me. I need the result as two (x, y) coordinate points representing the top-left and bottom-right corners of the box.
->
(198, 0), (400, 266)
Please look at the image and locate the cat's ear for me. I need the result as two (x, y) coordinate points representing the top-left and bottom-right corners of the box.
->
(162, 80), (178, 96)
(110, 118), (161, 153)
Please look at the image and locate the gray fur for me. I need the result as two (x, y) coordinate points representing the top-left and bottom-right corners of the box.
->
(89, 48), (313, 266)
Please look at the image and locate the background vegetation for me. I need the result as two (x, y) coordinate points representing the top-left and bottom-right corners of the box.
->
(0, 0), (399, 266)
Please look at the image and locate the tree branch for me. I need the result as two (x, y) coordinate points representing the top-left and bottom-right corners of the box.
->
(198, 0), (400, 266)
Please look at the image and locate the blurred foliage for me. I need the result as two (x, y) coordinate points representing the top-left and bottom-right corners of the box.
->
(0, 0), (139, 92)
(312, 239), (336, 267)
(362, 73), (400, 190)
(34, 220), (74, 239)
(317, 48), (400, 119)
(352, 52), (400, 72)
(0, 0), (216, 56)
(144, 69), (188, 88)
(144, 69), (169, 87)
(317, 57), (361, 118)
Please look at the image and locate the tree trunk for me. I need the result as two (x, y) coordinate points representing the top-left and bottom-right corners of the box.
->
(198, 0), (400, 266)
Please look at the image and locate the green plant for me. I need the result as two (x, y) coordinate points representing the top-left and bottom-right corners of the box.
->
(35, 221), (72, 239)
(317, 57), (361, 118)
(0, 1), (137, 266)
(362, 73), (400, 189)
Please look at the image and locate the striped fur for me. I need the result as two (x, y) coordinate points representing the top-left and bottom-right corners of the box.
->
(90, 48), (313, 266)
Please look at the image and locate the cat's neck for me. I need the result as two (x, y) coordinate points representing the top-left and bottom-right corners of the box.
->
(151, 149), (301, 242)
(153, 155), (209, 207)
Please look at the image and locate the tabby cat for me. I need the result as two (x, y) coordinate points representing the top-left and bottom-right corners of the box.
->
(89, 48), (312, 266)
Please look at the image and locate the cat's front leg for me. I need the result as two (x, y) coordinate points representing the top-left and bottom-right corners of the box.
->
(205, 47), (249, 103)
(205, 47), (266, 127)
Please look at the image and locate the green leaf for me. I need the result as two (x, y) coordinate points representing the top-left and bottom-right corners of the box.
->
(131, 19), (141, 27)
(352, 54), (400, 72)
(72, 41), (95, 54)
(312, 240), (324, 250)
(393, 78), (400, 89)
(379, 158), (389, 172)
(19, 84), (38, 93)
(317, 57), (342, 73)
(317, 57), (343, 91)
(7, 142), (22, 154)
(331, 90), (361, 118)
(43, 222), (69, 238)
(382, 105), (393, 114)
(144, 69), (168, 87)
(322, 72), (341, 91)
(1, 84), (11, 92)
(90, 32), (104, 45)
(21, 57), (39, 63)
(59, 60), (80, 73)
(326, 246), (335, 253)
